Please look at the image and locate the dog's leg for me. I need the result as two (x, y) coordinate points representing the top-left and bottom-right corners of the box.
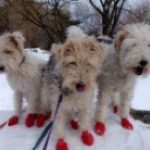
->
(78, 91), (94, 146)
(8, 91), (23, 126)
(79, 102), (94, 146)
(25, 89), (38, 128)
(94, 89), (112, 135)
(54, 107), (69, 150)
(120, 89), (133, 130)
(36, 82), (51, 128)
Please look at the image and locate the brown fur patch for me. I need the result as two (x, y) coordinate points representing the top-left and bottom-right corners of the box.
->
(115, 31), (128, 50)
(62, 41), (76, 57)
(7, 35), (21, 53)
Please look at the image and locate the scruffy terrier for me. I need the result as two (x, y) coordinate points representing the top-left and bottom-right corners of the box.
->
(0, 32), (48, 128)
(95, 23), (150, 136)
(41, 26), (106, 150)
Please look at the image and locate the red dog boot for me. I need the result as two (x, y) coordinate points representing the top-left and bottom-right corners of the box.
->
(113, 105), (119, 114)
(56, 138), (69, 150)
(94, 121), (106, 135)
(121, 118), (133, 130)
(8, 116), (19, 126)
(45, 112), (51, 121)
(81, 130), (94, 146)
(36, 114), (46, 128)
(70, 120), (79, 130)
(25, 113), (36, 128)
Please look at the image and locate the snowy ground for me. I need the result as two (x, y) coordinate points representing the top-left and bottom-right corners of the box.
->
(0, 49), (150, 150)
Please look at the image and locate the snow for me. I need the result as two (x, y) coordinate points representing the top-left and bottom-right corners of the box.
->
(0, 49), (150, 150)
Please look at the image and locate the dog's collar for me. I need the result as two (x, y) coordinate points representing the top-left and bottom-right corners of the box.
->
(19, 56), (25, 66)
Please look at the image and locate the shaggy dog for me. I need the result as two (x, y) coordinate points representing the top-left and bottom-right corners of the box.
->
(0, 32), (48, 128)
(95, 23), (150, 136)
(41, 26), (106, 150)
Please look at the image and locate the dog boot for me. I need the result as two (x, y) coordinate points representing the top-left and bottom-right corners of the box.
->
(121, 118), (133, 130)
(45, 112), (51, 121)
(8, 116), (19, 126)
(56, 138), (69, 150)
(81, 130), (94, 146)
(25, 113), (36, 128)
(94, 121), (106, 135)
(70, 120), (79, 130)
(113, 105), (119, 114)
(36, 114), (46, 127)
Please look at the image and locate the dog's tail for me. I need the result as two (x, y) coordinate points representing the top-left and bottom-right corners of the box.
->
(67, 26), (87, 41)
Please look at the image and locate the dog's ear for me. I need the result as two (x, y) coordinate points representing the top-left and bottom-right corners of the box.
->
(7, 31), (25, 52)
(62, 41), (75, 57)
(114, 31), (128, 51)
(88, 36), (106, 59)
(51, 43), (63, 60)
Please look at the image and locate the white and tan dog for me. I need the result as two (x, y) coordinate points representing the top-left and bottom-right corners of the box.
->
(0, 32), (48, 127)
(41, 26), (106, 150)
(95, 23), (150, 136)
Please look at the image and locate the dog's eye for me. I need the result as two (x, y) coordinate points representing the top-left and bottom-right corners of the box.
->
(90, 48), (95, 52)
(4, 50), (12, 54)
(69, 62), (77, 66)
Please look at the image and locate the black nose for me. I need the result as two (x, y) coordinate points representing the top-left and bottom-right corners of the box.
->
(0, 66), (5, 72)
(140, 60), (148, 66)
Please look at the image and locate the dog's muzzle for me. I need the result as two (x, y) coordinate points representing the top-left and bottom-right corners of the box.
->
(133, 60), (148, 75)
(0, 66), (5, 72)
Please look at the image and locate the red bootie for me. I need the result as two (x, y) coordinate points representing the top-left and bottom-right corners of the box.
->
(25, 113), (36, 128)
(8, 116), (19, 126)
(56, 138), (69, 150)
(94, 121), (106, 135)
(70, 120), (79, 130)
(45, 112), (51, 121)
(81, 130), (94, 146)
(113, 105), (119, 114)
(121, 118), (133, 130)
(36, 114), (46, 128)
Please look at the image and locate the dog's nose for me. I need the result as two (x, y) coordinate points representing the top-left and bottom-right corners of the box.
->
(0, 66), (5, 72)
(76, 82), (86, 92)
(140, 60), (148, 66)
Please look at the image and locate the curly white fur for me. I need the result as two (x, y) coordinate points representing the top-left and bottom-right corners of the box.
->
(96, 23), (150, 124)
(0, 32), (46, 116)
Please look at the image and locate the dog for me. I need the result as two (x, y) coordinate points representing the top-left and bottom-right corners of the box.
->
(41, 26), (106, 150)
(0, 32), (48, 128)
(95, 23), (150, 136)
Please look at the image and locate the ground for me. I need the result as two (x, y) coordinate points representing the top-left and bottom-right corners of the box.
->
(0, 49), (150, 150)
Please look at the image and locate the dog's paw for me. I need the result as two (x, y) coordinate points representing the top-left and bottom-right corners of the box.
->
(8, 116), (19, 126)
(94, 121), (106, 135)
(56, 138), (69, 150)
(36, 114), (46, 128)
(113, 105), (119, 114)
(70, 120), (79, 130)
(25, 113), (36, 128)
(121, 118), (133, 130)
(81, 130), (94, 146)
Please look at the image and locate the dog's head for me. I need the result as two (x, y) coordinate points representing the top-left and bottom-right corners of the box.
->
(115, 23), (150, 77)
(0, 31), (25, 73)
(52, 26), (106, 95)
